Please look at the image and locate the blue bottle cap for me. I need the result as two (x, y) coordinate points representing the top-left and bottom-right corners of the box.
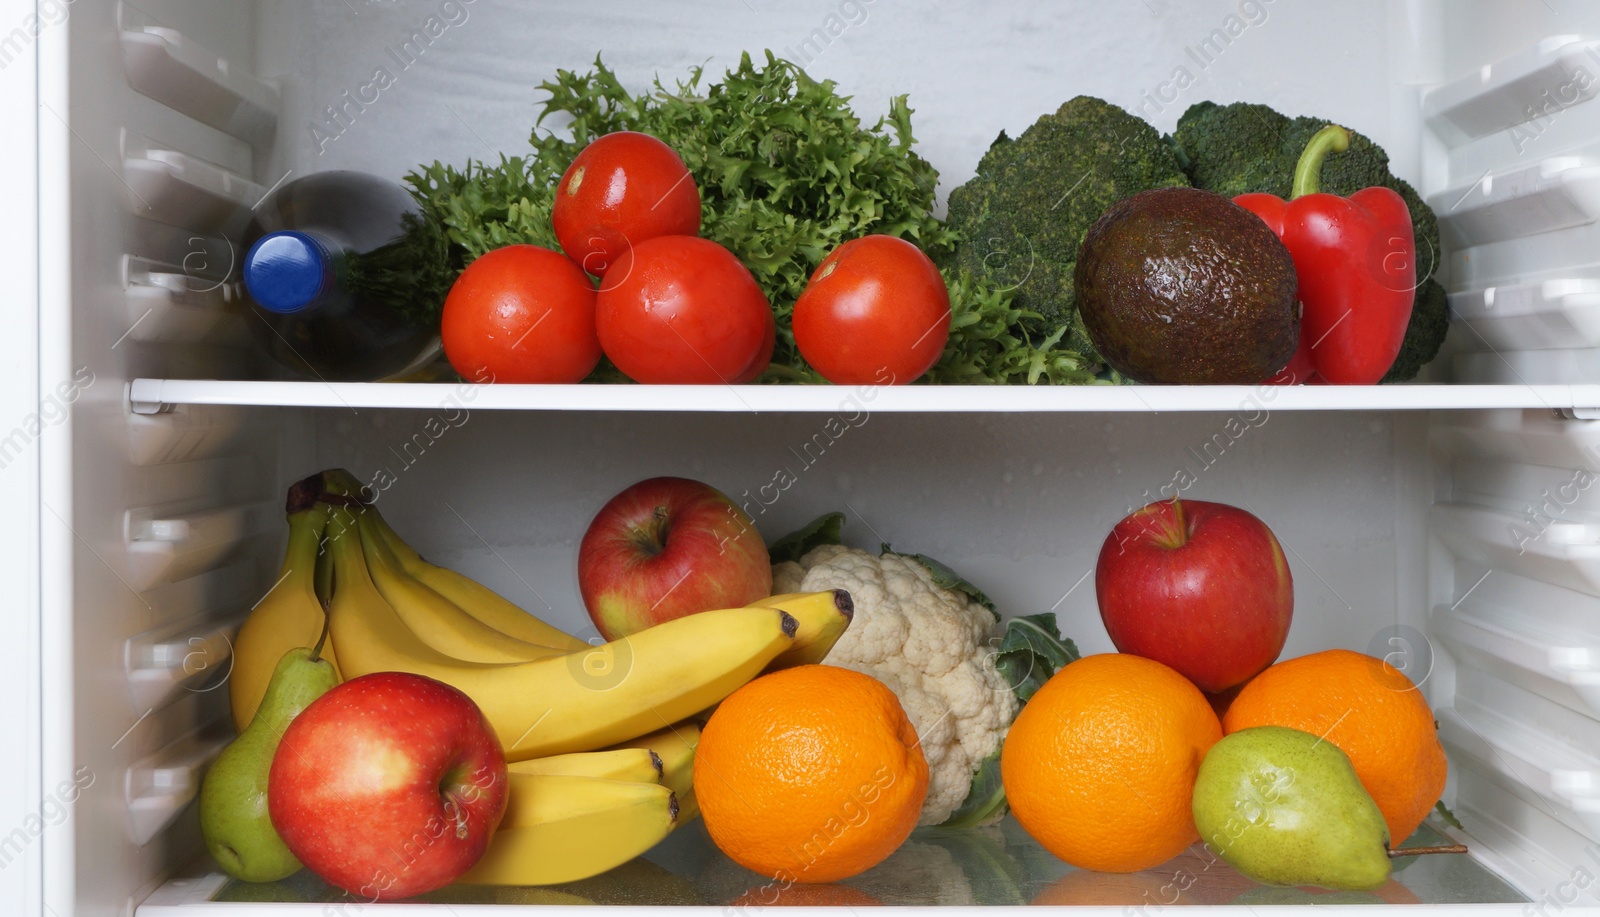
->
(244, 231), (331, 314)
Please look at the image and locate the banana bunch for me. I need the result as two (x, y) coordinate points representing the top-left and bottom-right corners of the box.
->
(461, 724), (700, 885)
(229, 469), (854, 884)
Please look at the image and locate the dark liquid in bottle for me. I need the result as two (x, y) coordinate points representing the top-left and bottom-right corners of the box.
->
(241, 171), (444, 382)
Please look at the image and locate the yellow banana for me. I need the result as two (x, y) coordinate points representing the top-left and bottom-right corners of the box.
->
(508, 747), (663, 785)
(677, 790), (700, 825)
(610, 722), (698, 799)
(313, 528), (333, 608)
(325, 504), (798, 759)
(229, 503), (340, 731)
(458, 773), (678, 885)
(498, 773), (675, 829)
(357, 512), (566, 664)
(319, 467), (576, 649)
(750, 590), (854, 669)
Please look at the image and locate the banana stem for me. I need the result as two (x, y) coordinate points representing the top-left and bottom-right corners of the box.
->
(1388, 844), (1468, 858)
(285, 473), (326, 514)
(317, 493), (366, 508)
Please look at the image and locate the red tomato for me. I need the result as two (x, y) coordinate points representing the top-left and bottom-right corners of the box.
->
(792, 235), (951, 384)
(552, 131), (702, 278)
(595, 236), (774, 384)
(733, 314), (777, 384)
(440, 245), (601, 384)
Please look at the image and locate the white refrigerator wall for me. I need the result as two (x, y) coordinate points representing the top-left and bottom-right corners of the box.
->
(39, 0), (1600, 913)
(255, 0), (1428, 210)
(311, 408), (1432, 657)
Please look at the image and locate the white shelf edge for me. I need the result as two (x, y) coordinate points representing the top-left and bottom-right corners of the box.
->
(126, 379), (1600, 414)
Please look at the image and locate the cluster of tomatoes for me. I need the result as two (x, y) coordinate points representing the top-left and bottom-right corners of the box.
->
(439, 131), (952, 386)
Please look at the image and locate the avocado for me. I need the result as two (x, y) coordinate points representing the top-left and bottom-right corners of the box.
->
(1074, 187), (1298, 384)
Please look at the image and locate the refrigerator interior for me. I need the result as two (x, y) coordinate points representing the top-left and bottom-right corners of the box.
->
(32, 0), (1600, 912)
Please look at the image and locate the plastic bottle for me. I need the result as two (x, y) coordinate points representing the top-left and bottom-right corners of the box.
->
(241, 171), (448, 381)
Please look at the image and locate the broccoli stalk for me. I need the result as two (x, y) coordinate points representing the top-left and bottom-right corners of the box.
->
(1172, 101), (1448, 382)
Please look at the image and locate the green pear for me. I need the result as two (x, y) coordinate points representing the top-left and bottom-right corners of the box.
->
(200, 642), (338, 882)
(1192, 725), (1391, 891)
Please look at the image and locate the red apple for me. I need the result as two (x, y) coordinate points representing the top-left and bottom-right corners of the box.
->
(579, 476), (773, 640)
(1095, 497), (1293, 694)
(268, 672), (508, 900)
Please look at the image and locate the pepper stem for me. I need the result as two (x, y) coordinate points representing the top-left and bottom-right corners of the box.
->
(1290, 125), (1352, 199)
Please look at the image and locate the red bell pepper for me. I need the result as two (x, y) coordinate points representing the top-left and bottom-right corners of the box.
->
(1235, 126), (1415, 385)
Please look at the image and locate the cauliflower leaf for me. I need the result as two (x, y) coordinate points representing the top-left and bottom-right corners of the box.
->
(994, 613), (1079, 703)
(768, 511), (845, 564)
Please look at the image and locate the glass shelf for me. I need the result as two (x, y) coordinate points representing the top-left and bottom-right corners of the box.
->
(141, 818), (1525, 911)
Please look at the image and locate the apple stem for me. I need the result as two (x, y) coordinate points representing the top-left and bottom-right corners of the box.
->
(1170, 496), (1189, 548)
(1388, 844), (1468, 858)
(632, 506), (671, 556)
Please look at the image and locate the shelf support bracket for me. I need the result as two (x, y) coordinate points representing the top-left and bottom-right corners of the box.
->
(128, 380), (169, 415)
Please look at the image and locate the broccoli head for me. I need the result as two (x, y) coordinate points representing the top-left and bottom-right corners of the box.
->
(1383, 278), (1449, 382)
(1173, 101), (1448, 381)
(945, 96), (1189, 362)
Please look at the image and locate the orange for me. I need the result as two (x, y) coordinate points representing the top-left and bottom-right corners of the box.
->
(1222, 648), (1447, 844)
(693, 665), (929, 884)
(1000, 653), (1222, 873)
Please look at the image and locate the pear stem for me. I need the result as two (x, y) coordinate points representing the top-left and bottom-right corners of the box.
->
(310, 610), (331, 662)
(1388, 844), (1468, 858)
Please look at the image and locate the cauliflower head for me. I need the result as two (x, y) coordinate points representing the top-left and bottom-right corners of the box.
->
(772, 544), (1018, 825)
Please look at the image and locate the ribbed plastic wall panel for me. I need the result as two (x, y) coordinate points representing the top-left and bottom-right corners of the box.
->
(1427, 32), (1600, 383)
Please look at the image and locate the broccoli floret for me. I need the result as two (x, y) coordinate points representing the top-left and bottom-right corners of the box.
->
(1170, 101), (1291, 197)
(1173, 101), (1448, 381)
(945, 96), (1190, 363)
